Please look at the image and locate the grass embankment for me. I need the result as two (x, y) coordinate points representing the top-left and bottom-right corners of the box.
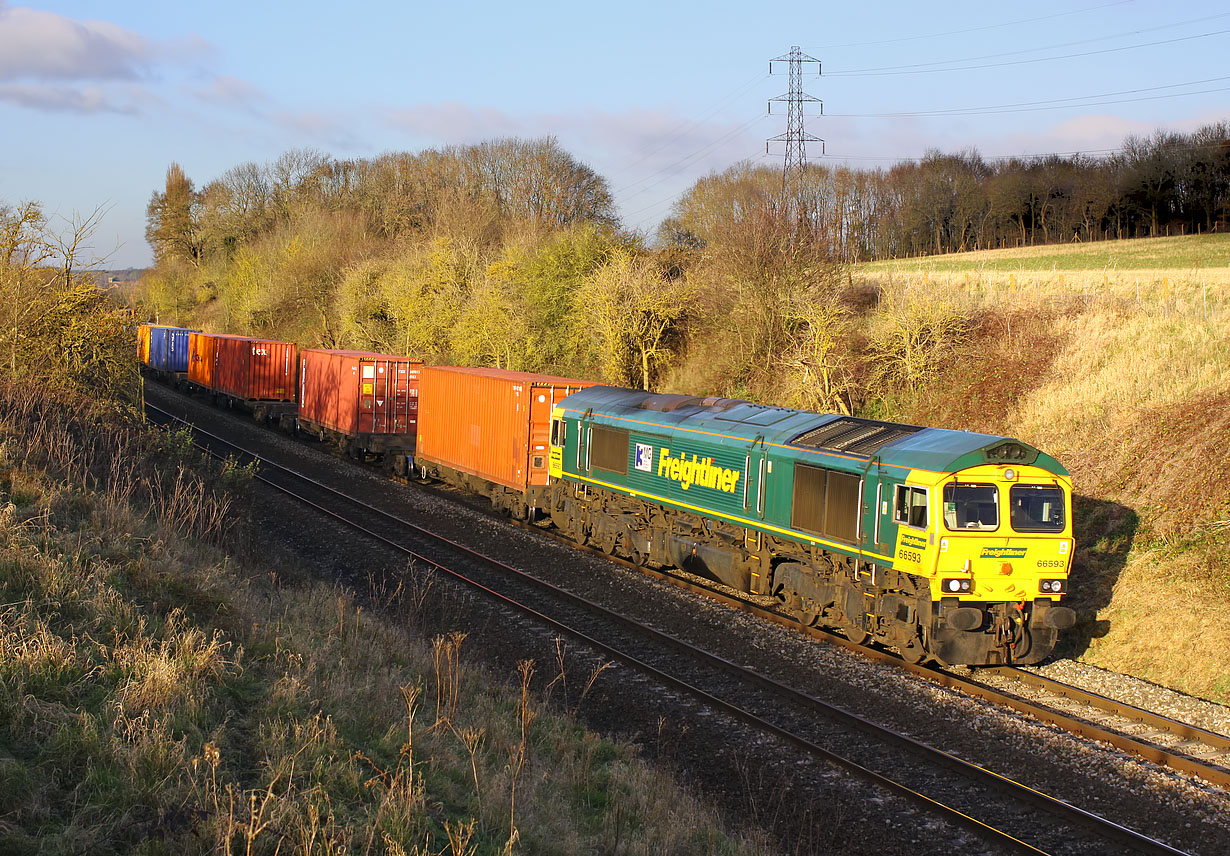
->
(856, 234), (1230, 702)
(0, 387), (763, 855)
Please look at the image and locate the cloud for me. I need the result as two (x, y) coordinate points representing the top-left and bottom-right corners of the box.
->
(0, 3), (212, 116)
(273, 111), (360, 149)
(0, 2), (153, 82)
(387, 101), (527, 142)
(385, 101), (760, 172)
(0, 82), (138, 113)
(193, 75), (267, 109)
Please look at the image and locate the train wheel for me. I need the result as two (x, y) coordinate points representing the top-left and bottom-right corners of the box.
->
(841, 622), (869, 645)
(898, 637), (927, 664)
(628, 536), (650, 566)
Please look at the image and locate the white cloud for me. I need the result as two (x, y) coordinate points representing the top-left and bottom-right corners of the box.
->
(0, 3), (212, 116)
(273, 111), (360, 149)
(0, 2), (151, 82)
(193, 75), (267, 109)
(388, 101), (526, 142)
(385, 102), (761, 172)
(0, 82), (136, 113)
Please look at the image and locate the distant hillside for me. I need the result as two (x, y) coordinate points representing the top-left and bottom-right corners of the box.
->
(85, 267), (148, 287)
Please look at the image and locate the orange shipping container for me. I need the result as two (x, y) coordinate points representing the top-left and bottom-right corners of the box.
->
(187, 331), (218, 390)
(416, 366), (595, 493)
(188, 332), (296, 401)
(298, 349), (422, 447)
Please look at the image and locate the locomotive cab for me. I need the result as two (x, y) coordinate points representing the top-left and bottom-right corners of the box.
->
(916, 464), (1076, 664)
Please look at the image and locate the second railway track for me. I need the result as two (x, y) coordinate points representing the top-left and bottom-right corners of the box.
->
(143, 394), (1218, 855)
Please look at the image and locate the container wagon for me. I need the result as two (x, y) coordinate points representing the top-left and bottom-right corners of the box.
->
(144, 325), (198, 379)
(415, 366), (595, 517)
(138, 324), (198, 376)
(298, 349), (422, 467)
(187, 332), (298, 424)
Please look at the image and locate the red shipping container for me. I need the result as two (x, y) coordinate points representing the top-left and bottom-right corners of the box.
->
(188, 332), (296, 401)
(298, 349), (422, 450)
(416, 366), (595, 493)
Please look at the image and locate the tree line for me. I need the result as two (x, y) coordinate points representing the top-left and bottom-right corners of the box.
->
(136, 121), (1228, 416)
(664, 121), (1230, 261)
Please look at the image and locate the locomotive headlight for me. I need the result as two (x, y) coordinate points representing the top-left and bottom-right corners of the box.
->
(1040, 579), (1066, 594)
(943, 578), (972, 593)
(1003, 467), (1017, 481)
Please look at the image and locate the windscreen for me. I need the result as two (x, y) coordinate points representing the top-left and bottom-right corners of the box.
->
(943, 483), (999, 531)
(1010, 485), (1066, 532)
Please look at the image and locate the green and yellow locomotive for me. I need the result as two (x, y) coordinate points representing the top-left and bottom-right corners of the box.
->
(548, 387), (1075, 666)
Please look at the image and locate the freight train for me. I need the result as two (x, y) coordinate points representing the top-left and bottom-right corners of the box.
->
(137, 324), (1076, 666)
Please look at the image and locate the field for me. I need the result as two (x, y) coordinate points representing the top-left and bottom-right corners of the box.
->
(860, 232), (1230, 275)
(856, 234), (1230, 701)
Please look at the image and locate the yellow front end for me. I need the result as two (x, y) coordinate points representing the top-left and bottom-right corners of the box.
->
(888, 463), (1075, 664)
(925, 464), (1073, 604)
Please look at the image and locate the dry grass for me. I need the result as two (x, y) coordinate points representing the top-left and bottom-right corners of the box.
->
(0, 384), (768, 855)
(860, 243), (1230, 702)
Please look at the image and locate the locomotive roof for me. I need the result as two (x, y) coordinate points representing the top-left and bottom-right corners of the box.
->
(556, 386), (1068, 478)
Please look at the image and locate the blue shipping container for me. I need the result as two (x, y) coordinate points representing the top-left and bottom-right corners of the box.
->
(148, 326), (199, 372)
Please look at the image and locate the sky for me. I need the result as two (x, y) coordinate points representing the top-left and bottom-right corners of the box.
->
(1, 0), (1227, 268)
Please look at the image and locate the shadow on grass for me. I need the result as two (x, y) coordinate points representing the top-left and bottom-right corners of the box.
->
(1055, 494), (1139, 659)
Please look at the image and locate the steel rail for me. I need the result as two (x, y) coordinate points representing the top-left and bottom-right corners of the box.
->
(144, 400), (1188, 855)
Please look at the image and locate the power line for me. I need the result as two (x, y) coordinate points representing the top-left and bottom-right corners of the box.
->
(824, 12), (1230, 76)
(827, 76), (1230, 118)
(805, 1), (1131, 50)
(616, 71), (769, 172)
(826, 27), (1230, 77)
(819, 139), (1230, 164)
(615, 113), (767, 196)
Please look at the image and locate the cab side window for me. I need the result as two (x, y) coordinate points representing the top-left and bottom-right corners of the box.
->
(550, 418), (565, 446)
(894, 484), (928, 529)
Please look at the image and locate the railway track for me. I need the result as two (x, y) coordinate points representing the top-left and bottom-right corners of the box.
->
(489, 498), (1230, 792)
(585, 555), (1230, 792)
(144, 399), (1192, 855)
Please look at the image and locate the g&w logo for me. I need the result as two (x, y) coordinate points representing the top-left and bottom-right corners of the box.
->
(634, 443), (654, 472)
